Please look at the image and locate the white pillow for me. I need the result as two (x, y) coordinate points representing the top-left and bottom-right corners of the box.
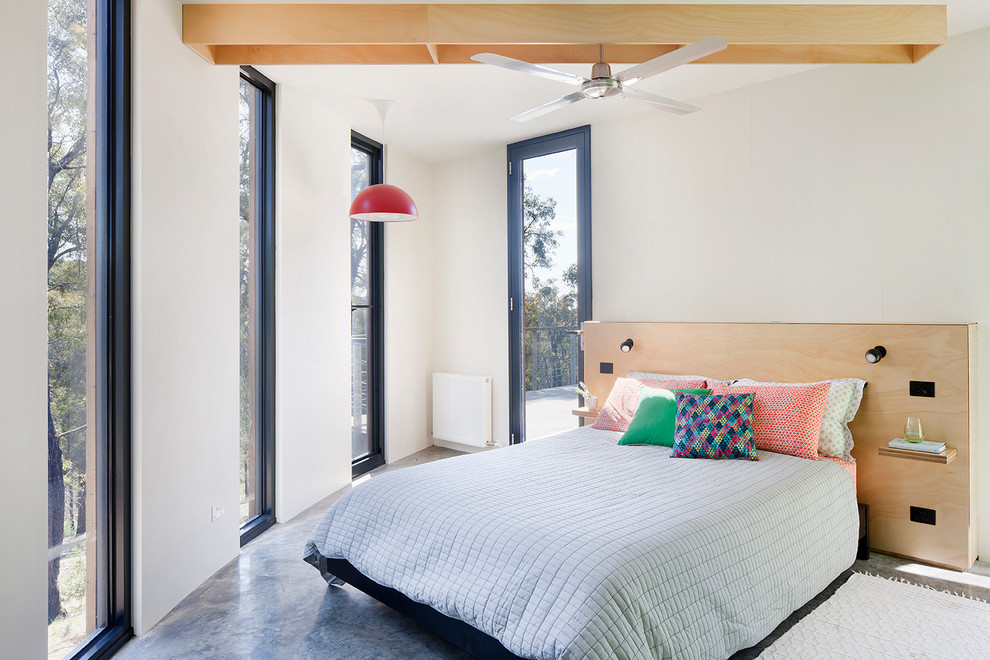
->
(627, 371), (729, 386)
(732, 378), (866, 461)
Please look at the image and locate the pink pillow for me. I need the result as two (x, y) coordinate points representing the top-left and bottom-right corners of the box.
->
(822, 455), (857, 490)
(593, 377), (706, 432)
(708, 382), (831, 460)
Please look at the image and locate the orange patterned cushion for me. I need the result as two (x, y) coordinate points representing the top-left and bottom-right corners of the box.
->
(708, 382), (831, 460)
(593, 377), (707, 433)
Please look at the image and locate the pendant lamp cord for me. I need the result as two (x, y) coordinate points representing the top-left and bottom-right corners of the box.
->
(372, 99), (396, 184)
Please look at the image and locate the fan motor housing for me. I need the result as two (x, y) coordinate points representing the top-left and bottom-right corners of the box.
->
(590, 61), (612, 79)
(581, 77), (621, 99)
(582, 60), (620, 98)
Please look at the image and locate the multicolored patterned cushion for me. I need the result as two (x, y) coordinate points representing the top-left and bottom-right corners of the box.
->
(593, 377), (707, 432)
(671, 392), (758, 460)
(709, 382), (831, 461)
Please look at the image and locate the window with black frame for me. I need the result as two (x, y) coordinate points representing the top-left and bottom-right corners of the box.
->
(45, 0), (131, 657)
(349, 133), (385, 476)
(238, 67), (277, 545)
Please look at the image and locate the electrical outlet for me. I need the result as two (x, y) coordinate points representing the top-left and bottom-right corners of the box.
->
(910, 506), (936, 526)
(211, 505), (224, 522)
(909, 381), (935, 398)
(600, 362), (614, 374)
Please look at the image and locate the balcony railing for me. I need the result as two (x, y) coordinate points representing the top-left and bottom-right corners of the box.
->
(524, 325), (579, 392)
(351, 334), (369, 458)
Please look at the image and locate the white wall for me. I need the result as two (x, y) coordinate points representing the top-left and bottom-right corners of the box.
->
(273, 95), (441, 518)
(131, 0), (241, 635)
(591, 28), (990, 556)
(274, 83), (353, 522)
(385, 147), (438, 461)
(0, 0), (49, 656)
(432, 148), (511, 446)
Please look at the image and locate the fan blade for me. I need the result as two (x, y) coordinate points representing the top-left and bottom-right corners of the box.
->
(616, 36), (727, 86)
(511, 92), (586, 122)
(617, 87), (700, 115)
(471, 53), (587, 86)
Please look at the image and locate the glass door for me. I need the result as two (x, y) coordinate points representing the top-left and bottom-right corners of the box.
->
(507, 127), (592, 443)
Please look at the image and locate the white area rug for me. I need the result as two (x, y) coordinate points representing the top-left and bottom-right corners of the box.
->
(759, 572), (990, 659)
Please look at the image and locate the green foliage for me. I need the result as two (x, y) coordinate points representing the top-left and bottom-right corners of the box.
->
(47, 0), (90, 624)
(350, 148), (370, 304)
(48, 259), (88, 467)
(522, 186), (560, 278)
(58, 545), (87, 604)
(523, 276), (578, 391)
(521, 186), (578, 392)
(239, 81), (253, 505)
(48, 0), (89, 496)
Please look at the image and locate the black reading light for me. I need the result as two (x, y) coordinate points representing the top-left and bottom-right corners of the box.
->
(620, 338), (634, 353)
(865, 346), (887, 363)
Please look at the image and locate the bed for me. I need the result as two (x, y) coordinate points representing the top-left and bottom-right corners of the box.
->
(304, 319), (977, 656)
(305, 425), (858, 659)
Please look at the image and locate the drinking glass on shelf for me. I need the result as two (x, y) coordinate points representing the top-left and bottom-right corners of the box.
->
(904, 417), (924, 443)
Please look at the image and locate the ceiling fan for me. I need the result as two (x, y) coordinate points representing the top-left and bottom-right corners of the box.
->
(471, 36), (727, 122)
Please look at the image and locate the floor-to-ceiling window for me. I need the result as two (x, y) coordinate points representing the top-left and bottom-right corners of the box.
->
(349, 132), (385, 476)
(507, 126), (592, 444)
(46, 0), (131, 657)
(238, 67), (276, 545)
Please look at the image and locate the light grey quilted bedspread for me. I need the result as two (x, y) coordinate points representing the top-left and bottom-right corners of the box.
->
(305, 426), (858, 660)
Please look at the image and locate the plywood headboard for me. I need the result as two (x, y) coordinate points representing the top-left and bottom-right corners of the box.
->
(582, 321), (977, 571)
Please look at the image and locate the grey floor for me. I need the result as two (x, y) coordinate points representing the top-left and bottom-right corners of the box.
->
(525, 385), (579, 441)
(117, 446), (990, 659)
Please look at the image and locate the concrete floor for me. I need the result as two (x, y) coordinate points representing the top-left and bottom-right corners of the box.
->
(852, 548), (990, 601)
(117, 447), (472, 660)
(116, 446), (990, 659)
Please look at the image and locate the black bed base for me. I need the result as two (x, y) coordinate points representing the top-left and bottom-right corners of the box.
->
(314, 554), (525, 660)
(310, 553), (855, 660)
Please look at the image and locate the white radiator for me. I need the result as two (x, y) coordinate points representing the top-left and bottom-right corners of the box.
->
(432, 373), (493, 448)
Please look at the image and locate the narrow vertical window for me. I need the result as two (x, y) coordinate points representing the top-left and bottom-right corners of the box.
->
(238, 67), (276, 545)
(350, 133), (385, 476)
(46, 0), (131, 657)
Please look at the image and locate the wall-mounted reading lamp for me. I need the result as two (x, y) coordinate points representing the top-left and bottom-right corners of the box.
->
(620, 338), (634, 353)
(865, 346), (887, 363)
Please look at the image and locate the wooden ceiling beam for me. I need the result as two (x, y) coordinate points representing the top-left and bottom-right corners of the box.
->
(182, 3), (946, 65)
(209, 43), (922, 66)
(436, 43), (921, 65)
(211, 44), (438, 65)
(183, 4), (431, 46)
(426, 4), (945, 46)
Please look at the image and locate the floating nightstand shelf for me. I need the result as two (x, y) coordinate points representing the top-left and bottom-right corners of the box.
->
(877, 445), (957, 465)
(572, 407), (598, 420)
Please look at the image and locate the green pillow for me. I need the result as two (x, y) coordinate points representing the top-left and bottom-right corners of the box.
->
(617, 387), (712, 447)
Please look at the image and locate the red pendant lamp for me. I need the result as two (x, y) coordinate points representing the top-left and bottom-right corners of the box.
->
(350, 100), (419, 222)
(349, 184), (418, 222)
